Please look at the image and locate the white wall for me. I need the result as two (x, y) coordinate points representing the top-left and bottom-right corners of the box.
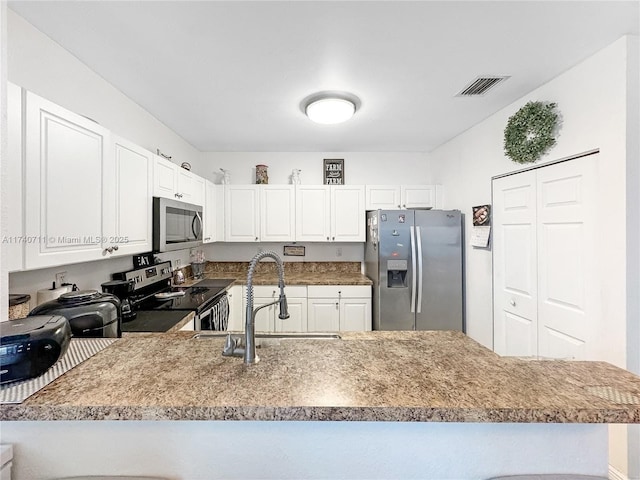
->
(4, 10), (202, 306)
(4, 10), (433, 302)
(624, 35), (640, 480)
(0, 1), (8, 322)
(429, 36), (632, 364)
(428, 35), (638, 479)
(194, 151), (430, 186)
(6, 10), (200, 164)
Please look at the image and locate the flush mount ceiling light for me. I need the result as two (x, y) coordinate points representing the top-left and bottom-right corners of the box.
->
(305, 95), (357, 124)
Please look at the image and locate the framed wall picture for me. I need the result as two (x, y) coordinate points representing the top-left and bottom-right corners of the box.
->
(323, 159), (344, 185)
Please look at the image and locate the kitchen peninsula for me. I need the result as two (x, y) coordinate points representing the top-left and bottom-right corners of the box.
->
(2, 331), (639, 479)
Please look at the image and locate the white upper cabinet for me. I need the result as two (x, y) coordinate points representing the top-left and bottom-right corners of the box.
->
(401, 185), (442, 209)
(365, 185), (402, 210)
(177, 168), (204, 206)
(331, 185), (365, 242)
(24, 91), (113, 269)
(296, 185), (364, 242)
(6, 83), (24, 272)
(153, 156), (178, 198)
(225, 185), (260, 242)
(225, 185), (295, 242)
(260, 185), (295, 242)
(295, 185), (332, 241)
(365, 185), (442, 210)
(153, 156), (204, 206)
(203, 180), (223, 243)
(107, 136), (154, 256)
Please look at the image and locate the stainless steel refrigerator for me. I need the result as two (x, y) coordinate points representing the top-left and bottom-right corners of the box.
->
(364, 210), (464, 331)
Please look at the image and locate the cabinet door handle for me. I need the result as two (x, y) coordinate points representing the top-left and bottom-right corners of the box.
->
(255, 237), (259, 241)
(113, 245), (119, 251)
(326, 236), (329, 241)
(403, 204), (406, 208)
(204, 237), (211, 241)
(332, 236), (335, 241)
(105, 247), (113, 254)
(510, 299), (516, 307)
(335, 302), (339, 308)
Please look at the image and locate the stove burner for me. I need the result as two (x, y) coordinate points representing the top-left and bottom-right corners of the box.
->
(189, 287), (210, 295)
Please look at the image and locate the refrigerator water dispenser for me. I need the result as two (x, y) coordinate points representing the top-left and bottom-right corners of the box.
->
(387, 260), (408, 288)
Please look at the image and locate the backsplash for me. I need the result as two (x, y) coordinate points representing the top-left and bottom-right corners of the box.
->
(204, 261), (362, 275)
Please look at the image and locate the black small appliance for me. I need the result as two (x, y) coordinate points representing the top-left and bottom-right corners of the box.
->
(101, 279), (136, 321)
(0, 315), (71, 384)
(29, 290), (121, 338)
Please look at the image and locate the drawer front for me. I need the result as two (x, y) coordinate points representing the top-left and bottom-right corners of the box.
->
(307, 285), (370, 298)
(252, 285), (307, 298)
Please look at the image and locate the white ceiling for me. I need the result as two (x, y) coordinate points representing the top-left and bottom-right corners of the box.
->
(8, 1), (639, 153)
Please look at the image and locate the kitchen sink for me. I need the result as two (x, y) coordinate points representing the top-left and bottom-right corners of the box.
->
(193, 332), (341, 340)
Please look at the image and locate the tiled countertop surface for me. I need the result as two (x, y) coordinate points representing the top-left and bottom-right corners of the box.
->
(2, 331), (639, 423)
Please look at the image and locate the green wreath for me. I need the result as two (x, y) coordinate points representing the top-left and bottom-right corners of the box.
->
(504, 101), (558, 164)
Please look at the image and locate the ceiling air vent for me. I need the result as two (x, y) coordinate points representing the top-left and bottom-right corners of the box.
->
(456, 76), (509, 97)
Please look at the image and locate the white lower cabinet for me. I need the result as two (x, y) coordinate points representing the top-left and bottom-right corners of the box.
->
(244, 286), (307, 333)
(226, 285), (244, 331)
(179, 318), (195, 331)
(307, 298), (341, 332)
(232, 284), (370, 333)
(307, 286), (372, 332)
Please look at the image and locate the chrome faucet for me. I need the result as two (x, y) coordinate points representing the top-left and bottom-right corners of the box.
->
(222, 251), (289, 364)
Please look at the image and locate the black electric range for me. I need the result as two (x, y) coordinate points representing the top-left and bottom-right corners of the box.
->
(111, 262), (234, 333)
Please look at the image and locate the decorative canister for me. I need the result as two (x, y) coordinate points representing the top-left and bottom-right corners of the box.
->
(256, 164), (269, 184)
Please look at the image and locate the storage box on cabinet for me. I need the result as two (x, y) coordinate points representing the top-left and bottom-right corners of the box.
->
(307, 286), (372, 332)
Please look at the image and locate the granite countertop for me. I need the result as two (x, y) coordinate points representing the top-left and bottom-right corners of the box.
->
(2, 331), (639, 423)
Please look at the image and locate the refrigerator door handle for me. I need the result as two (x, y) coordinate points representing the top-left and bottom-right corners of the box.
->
(410, 225), (417, 313)
(416, 226), (423, 314)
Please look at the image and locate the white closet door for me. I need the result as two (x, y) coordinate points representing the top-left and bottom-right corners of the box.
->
(493, 170), (538, 357)
(536, 156), (598, 360)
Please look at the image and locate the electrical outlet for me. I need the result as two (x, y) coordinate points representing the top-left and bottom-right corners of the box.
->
(55, 271), (67, 286)
(336, 247), (342, 257)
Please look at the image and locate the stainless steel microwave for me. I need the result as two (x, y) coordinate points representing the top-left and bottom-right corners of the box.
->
(153, 197), (203, 252)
